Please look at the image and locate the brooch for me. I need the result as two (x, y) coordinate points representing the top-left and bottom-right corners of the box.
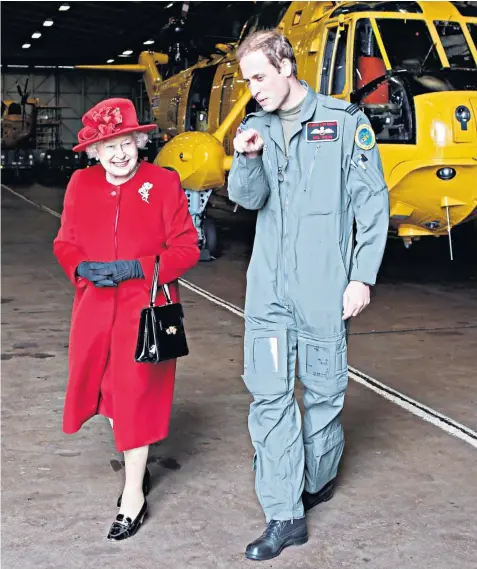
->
(138, 182), (153, 203)
(166, 326), (178, 335)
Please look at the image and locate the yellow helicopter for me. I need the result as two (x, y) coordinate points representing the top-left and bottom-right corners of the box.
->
(1, 79), (40, 150)
(78, 1), (477, 260)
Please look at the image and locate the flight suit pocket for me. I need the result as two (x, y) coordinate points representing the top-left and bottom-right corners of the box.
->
(297, 332), (348, 396)
(243, 327), (288, 396)
(351, 155), (386, 195)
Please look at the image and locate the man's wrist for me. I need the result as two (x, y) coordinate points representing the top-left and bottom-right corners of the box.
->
(350, 280), (371, 287)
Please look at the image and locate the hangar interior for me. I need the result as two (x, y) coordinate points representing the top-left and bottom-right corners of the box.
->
(2, 2), (477, 569)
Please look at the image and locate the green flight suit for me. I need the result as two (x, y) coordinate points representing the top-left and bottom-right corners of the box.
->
(228, 82), (389, 522)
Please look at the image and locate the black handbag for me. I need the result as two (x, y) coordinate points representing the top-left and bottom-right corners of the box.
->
(134, 256), (189, 363)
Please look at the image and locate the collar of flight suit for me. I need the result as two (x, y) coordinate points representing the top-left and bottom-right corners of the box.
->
(263, 80), (319, 155)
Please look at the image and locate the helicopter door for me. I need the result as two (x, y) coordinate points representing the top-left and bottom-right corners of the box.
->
(319, 21), (350, 99)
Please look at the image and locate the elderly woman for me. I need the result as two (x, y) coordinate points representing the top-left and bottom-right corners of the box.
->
(53, 98), (200, 540)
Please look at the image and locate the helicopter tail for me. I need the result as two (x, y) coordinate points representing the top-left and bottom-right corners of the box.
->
(76, 52), (169, 101)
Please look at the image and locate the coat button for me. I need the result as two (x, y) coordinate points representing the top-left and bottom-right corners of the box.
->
(111, 191), (117, 196)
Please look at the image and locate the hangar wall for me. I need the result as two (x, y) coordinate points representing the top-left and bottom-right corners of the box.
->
(1, 70), (142, 148)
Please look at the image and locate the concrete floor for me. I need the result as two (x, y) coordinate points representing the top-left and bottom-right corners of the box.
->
(2, 182), (477, 569)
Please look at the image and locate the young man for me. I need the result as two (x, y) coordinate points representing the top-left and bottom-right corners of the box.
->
(228, 31), (389, 561)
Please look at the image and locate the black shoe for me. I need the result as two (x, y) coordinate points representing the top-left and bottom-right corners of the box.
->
(302, 477), (336, 512)
(117, 467), (151, 508)
(245, 518), (308, 561)
(107, 500), (148, 541)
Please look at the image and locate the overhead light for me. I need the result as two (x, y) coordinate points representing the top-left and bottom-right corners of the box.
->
(58, 65), (74, 69)
(144, 39), (155, 45)
(43, 19), (54, 27)
(166, 3), (174, 8)
(22, 44), (31, 49)
(59, 3), (70, 10)
(7, 64), (29, 68)
(107, 59), (115, 63)
(32, 32), (42, 39)
(122, 50), (133, 55)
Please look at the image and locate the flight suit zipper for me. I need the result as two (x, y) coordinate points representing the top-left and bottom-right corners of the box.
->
(283, 160), (290, 310)
(305, 145), (321, 192)
(265, 145), (287, 305)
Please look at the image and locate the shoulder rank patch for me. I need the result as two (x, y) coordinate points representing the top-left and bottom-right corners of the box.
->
(345, 103), (359, 116)
(306, 120), (339, 142)
(355, 123), (376, 150)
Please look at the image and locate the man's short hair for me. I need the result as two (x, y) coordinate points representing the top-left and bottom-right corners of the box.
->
(236, 30), (298, 77)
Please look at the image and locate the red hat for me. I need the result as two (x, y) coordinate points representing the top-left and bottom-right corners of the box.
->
(73, 98), (156, 152)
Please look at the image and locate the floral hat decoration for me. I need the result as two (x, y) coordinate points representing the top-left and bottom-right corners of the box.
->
(73, 98), (156, 152)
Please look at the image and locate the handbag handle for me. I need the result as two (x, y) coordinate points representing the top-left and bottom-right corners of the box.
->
(149, 256), (172, 307)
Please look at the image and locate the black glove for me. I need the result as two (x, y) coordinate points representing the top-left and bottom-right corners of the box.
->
(76, 262), (116, 287)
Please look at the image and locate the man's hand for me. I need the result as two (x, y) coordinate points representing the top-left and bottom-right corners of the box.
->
(233, 128), (264, 158)
(342, 281), (370, 320)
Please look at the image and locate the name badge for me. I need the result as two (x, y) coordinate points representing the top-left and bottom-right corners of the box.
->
(306, 121), (339, 142)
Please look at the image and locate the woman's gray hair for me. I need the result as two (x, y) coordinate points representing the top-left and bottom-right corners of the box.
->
(86, 131), (149, 159)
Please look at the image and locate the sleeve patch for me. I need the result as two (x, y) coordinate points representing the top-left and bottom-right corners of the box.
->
(355, 123), (376, 150)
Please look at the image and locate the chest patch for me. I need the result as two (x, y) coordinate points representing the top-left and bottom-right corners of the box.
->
(306, 120), (339, 142)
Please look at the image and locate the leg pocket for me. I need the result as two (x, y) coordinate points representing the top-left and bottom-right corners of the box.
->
(297, 332), (348, 396)
(243, 327), (288, 396)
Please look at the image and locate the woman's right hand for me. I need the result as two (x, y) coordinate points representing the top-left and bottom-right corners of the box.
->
(76, 262), (116, 287)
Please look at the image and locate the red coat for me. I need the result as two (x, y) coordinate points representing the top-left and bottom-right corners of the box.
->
(53, 162), (200, 451)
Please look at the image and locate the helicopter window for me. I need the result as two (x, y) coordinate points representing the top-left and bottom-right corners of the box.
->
(331, 26), (349, 95)
(219, 76), (235, 124)
(375, 19), (441, 71)
(434, 21), (476, 68)
(468, 24), (477, 49)
(320, 28), (337, 94)
(355, 75), (414, 144)
(167, 97), (179, 126)
(293, 11), (302, 26)
(353, 19), (413, 144)
(451, 2), (477, 17)
(186, 66), (216, 132)
(353, 19), (388, 92)
(330, 2), (422, 18)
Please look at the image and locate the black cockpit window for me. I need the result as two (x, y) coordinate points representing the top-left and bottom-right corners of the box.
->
(376, 19), (441, 71)
(330, 1), (422, 18)
(352, 20), (414, 144)
(468, 23), (477, 49)
(451, 1), (477, 17)
(434, 21), (476, 68)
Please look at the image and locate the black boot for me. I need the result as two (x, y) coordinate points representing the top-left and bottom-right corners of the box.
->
(302, 477), (336, 512)
(117, 466), (151, 508)
(245, 518), (308, 561)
